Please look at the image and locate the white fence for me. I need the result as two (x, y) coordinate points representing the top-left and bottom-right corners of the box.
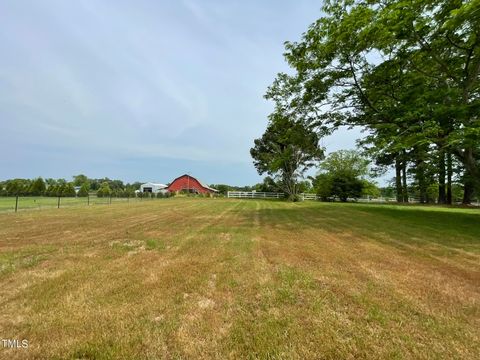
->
(227, 191), (480, 205)
(227, 191), (319, 200)
(357, 196), (400, 203)
(227, 191), (285, 199)
(227, 191), (376, 201)
(301, 193), (320, 201)
(228, 192), (408, 203)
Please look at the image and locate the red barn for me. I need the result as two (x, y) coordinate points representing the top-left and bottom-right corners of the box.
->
(167, 174), (218, 194)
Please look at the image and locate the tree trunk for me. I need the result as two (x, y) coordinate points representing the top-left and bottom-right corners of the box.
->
(402, 152), (408, 203)
(395, 157), (402, 203)
(447, 151), (453, 205)
(413, 146), (428, 204)
(463, 178), (474, 205)
(416, 159), (426, 204)
(461, 147), (478, 205)
(438, 149), (446, 204)
(462, 161), (474, 205)
(282, 170), (298, 202)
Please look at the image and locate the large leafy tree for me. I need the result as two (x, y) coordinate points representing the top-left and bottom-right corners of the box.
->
(250, 112), (324, 200)
(267, 0), (480, 203)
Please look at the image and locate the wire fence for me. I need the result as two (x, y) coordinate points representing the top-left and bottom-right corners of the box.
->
(0, 195), (163, 213)
(2, 192), (479, 213)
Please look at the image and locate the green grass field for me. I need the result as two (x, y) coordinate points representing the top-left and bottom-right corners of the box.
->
(0, 199), (479, 359)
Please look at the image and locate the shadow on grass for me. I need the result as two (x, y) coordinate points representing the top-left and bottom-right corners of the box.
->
(255, 202), (480, 253)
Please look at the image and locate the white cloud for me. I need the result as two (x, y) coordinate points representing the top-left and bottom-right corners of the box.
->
(0, 0), (362, 184)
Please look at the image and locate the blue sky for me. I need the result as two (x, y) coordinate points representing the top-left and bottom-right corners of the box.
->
(0, 0), (362, 186)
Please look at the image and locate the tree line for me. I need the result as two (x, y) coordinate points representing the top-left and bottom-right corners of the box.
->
(0, 175), (142, 198)
(1, 175), (293, 199)
(252, 0), (479, 204)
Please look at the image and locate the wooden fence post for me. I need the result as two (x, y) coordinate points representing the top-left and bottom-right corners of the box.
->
(15, 195), (19, 213)
(57, 196), (60, 209)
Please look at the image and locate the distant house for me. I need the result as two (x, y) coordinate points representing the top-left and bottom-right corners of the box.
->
(167, 174), (218, 194)
(140, 182), (168, 194)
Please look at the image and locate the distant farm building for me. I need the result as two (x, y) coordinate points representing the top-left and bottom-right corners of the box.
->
(167, 174), (218, 194)
(140, 182), (167, 194)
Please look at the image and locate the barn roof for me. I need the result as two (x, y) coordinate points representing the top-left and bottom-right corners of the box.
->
(169, 174), (218, 192)
(141, 182), (167, 188)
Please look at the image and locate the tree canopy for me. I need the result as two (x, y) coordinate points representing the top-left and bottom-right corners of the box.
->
(250, 111), (324, 200)
(314, 150), (377, 201)
(264, 0), (480, 204)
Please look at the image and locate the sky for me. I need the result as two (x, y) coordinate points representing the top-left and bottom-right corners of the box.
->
(0, 0), (363, 186)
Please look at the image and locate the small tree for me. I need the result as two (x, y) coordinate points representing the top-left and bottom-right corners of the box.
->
(6, 179), (29, 196)
(251, 112), (324, 201)
(314, 174), (333, 201)
(209, 184), (230, 195)
(97, 182), (112, 198)
(125, 189), (136, 198)
(330, 175), (364, 202)
(60, 183), (76, 197)
(77, 183), (90, 197)
(314, 173), (364, 202)
(29, 177), (46, 196)
(314, 150), (372, 202)
(254, 177), (280, 193)
(46, 185), (58, 197)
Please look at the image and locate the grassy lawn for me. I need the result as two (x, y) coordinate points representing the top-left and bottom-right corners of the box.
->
(0, 199), (479, 359)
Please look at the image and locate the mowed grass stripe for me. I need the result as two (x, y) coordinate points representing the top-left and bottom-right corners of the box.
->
(0, 199), (478, 359)
(253, 201), (479, 358)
